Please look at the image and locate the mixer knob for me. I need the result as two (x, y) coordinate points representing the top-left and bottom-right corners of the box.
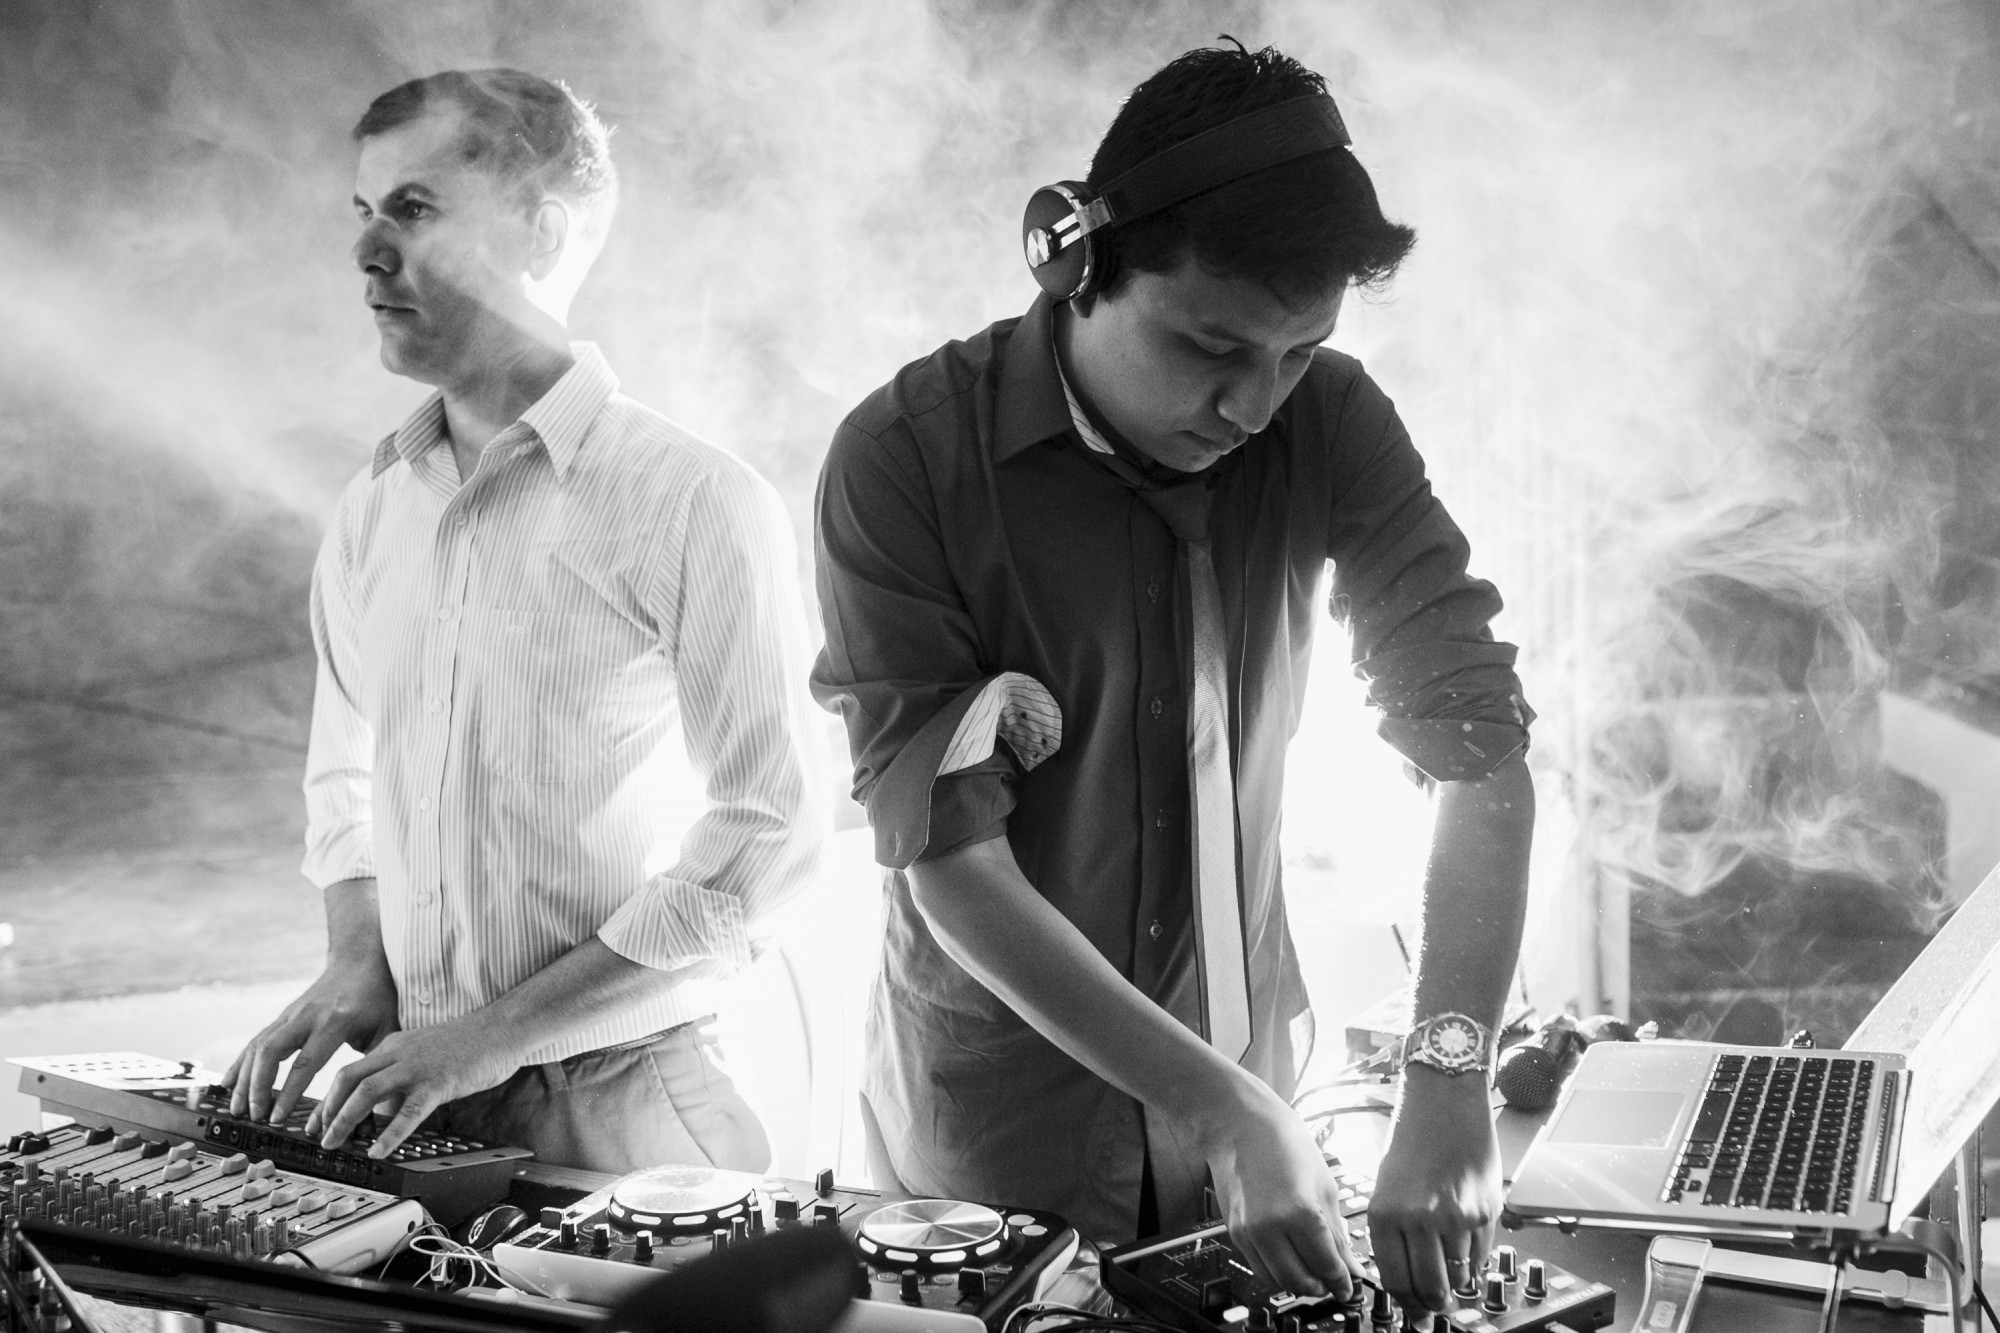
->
(812, 1202), (840, 1228)
(815, 1167), (835, 1197)
(633, 1230), (655, 1263)
(84, 1127), (113, 1147)
(558, 1218), (578, 1249)
(900, 1270), (923, 1304)
(1492, 1244), (1518, 1281)
(1482, 1273), (1508, 1314)
(958, 1268), (988, 1300)
(1370, 1284), (1396, 1329)
(1198, 1275), (1234, 1315)
(138, 1139), (168, 1160)
(773, 1193), (800, 1222)
(1523, 1258), (1547, 1301)
(590, 1223), (611, 1255)
(711, 1226), (731, 1255)
(730, 1216), (750, 1244)
(1246, 1307), (1274, 1331)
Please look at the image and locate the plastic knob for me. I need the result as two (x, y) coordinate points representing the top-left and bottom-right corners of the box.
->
(813, 1202), (840, 1228)
(84, 1127), (114, 1147)
(590, 1222), (610, 1254)
(1482, 1273), (1508, 1314)
(138, 1140), (168, 1160)
(161, 1161), (193, 1183)
(1199, 1275), (1234, 1314)
(297, 1190), (327, 1214)
(773, 1193), (800, 1222)
(219, 1153), (249, 1176)
(958, 1267), (988, 1299)
(327, 1197), (356, 1220)
(1493, 1244), (1518, 1281)
(1246, 1307), (1274, 1332)
(815, 1167), (836, 1197)
(1371, 1283), (1396, 1328)
(539, 1207), (563, 1230)
(711, 1226), (731, 1254)
(166, 1142), (197, 1163)
(900, 1270), (923, 1304)
(730, 1216), (750, 1244)
(558, 1219), (577, 1249)
(1523, 1258), (1547, 1300)
(633, 1230), (654, 1263)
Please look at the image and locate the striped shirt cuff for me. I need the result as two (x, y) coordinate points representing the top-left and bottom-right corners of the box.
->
(866, 673), (1063, 869)
(301, 826), (375, 892)
(598, 876), (754, 974)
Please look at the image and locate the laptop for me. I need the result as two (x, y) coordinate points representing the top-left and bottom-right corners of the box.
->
(1505, 859), (2000, 1238)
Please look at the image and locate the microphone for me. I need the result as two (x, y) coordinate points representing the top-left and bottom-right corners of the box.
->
(1494, 1014), (1585, 1112)
(1495, 1013), (1646, 1111)
(606, 1225), (857, 1333)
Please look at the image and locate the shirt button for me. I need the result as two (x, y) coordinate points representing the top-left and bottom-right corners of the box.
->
(415, 890), (435, 906)
(436, 606), (452, 621)
(1155, 810), (1167, 831)
(417, 796), (433, 812)
(1149, 921), (1164, 940)
(455, 514), (469, 528)
(413, 990), (433, 1007)
(1150, 697), (1164, 718)
(426, 698), (444, 714)
(1147, 578), (1161, 603)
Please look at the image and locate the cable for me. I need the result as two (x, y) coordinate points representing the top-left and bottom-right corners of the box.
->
(1978, 1279), (1998, 1332)
(1000, 1306), (1181, 1333)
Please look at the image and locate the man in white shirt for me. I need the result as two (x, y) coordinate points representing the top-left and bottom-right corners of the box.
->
(223, 68), (825, 1173)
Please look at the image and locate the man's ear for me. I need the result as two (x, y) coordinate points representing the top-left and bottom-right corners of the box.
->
(526, 197), (570, 282)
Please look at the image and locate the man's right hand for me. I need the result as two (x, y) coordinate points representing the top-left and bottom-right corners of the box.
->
(223, 877), (399, 1125)
(1198, 1081), (1358, 1302)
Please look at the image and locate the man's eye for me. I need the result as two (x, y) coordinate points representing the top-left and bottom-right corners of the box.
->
(398, 201), (433, 221)
(1191, 340), (1233, 359)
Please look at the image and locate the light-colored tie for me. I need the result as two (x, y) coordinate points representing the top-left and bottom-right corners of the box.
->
(1141, 485), (1253, 1063)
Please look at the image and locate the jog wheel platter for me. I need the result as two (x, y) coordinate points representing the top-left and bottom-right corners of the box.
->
(855, 1198), (1014, 1272)
(603, 1164), (762, 1237)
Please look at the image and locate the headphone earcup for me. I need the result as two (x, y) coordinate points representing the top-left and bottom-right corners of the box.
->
(1021, 181), (1096, 302)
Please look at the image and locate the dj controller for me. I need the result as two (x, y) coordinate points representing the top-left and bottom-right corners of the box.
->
(495, 1162), (1080, 1331)
(11, 1054), (528, 1226)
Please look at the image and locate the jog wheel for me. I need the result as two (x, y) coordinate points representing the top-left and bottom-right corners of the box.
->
(606, 1164), (763, 1236)
(856, 1198), (1008, 1272)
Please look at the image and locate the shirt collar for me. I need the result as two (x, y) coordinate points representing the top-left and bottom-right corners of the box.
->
(370, 342), (621, 480)
(992, 294), (1076, 463)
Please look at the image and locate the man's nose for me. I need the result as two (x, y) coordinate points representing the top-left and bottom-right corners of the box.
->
(352, 220), (399, 275)
(1216, 359), (1283, 438)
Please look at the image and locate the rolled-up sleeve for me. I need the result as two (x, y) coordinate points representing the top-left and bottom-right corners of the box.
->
(301, 505), (376, 889)
(1324, 371), (1533, 782)
(811, 419), (1062, 868)
(597, 464), (828, 972)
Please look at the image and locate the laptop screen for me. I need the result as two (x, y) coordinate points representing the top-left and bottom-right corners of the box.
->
(1844, 859), (2000, 1228)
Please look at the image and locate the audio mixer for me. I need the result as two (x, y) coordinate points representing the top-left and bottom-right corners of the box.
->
(0, 1120), (423, 1274)
(493, 1162), (1080, 1331)
(13, 1053), (529, 1224)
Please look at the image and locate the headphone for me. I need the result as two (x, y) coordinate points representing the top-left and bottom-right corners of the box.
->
(1020, 94), (1352, 302)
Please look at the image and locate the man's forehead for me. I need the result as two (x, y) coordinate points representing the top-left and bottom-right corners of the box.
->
(1146, 261), (1343, 344)
(353, 105), (483, 197)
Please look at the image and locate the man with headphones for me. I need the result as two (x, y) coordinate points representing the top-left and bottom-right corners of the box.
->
(813, 42), (1534, 1323)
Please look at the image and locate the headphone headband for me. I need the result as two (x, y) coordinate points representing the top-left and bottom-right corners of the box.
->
(1022, 93), (1353, 301)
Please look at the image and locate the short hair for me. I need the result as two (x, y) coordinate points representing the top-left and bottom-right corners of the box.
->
(1087, 42), (1416, 300)
(353, 68), (618, 234)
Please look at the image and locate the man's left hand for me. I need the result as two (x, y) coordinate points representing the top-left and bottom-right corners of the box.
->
(305, 1016), (525, 1157)
(1365, 1067), (1502, 1325)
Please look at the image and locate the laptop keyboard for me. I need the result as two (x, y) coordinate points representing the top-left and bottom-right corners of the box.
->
(1666, 1052), (1874, 1214)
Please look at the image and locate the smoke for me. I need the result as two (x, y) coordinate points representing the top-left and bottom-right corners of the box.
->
(2, 0), (1993, 1005)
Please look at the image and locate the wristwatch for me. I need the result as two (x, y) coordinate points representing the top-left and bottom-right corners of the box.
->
(1399, 1011), (1495, 1077)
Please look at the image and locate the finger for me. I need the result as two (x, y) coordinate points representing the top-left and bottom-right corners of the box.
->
(270, 1028), (346, 1126)
(1285, 1211), (1352, 1301)
(314, 1056), (379, 1147)
(1401, 1224), (1456, 1316)
(243, 1021), (310, 1123)
(366, 1089), (437, 1159)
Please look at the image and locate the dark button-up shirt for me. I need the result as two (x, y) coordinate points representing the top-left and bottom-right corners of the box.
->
(811, 294), (1530, 1242)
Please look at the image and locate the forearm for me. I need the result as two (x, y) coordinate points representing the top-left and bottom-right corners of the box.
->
(466, 937), (678, 1060)
(1408, 752), (1534, 1036)
(322, 878), (388, 969)
(908, 837), (1266, 1139)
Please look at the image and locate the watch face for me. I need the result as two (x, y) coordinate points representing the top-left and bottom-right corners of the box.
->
(1416, 1015), (1486, 1071)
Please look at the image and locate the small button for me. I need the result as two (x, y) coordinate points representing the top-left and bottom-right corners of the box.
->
(426, 698), (444, 714)
(418, 796), (433, 811)
(414, 991), (433, 1006)
(1150, 697), (1164, 718)
(416, 890), (435, 907)
(455, 514), (469, 528)
(1155, 810), (1167, 830)
(436, 607), (452, 621)
(1147, 578), (1161, 603)
(1149, 920), (1164, 940)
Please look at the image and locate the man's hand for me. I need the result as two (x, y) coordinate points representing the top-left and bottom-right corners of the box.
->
(223, 950), (399, 1126)
(306, 1014), (527, 1157)
(1365, 1068), (1502, 1324)
(1200, 1083), (1359, 1301)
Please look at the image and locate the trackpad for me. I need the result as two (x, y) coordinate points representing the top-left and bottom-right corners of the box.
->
(1548, 1090), (1686, 1149)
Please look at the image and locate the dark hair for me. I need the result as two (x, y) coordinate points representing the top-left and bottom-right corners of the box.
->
(353, 69), (617, 230)
(1087, 41), (1415, 300)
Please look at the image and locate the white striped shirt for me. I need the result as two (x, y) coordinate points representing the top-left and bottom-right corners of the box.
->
(302, 344), (826, 1063)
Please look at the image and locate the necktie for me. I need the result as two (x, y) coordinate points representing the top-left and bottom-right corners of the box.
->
(1138, 481), (1253, 1064)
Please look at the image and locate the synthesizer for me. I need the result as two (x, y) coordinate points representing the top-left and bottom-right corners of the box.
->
(13, 1053), (529, 1224)
(0, 1120), (422, 1274)
(493, 1163), (1080, 1331)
